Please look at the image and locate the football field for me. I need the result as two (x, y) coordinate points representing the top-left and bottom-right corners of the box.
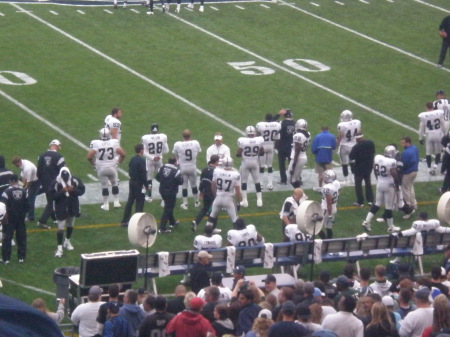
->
(0, 0), (449, 305)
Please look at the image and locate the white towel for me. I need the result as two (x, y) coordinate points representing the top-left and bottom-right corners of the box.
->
(226, 246), (236, 273)
(158, 251), (170, 277)
(314, 239), (322, 264)
(413, 232), (424, 256)
(264, 243), (274, 268)
(356, 233), (369, 242)
(56, 167), (72, 197)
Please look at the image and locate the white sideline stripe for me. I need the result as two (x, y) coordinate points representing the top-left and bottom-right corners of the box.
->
(87, 173), (99, 181)
(387, 0), (394, 2)
(1, 277), (56, 296)
(235, 5), (245, 9)
(359, 0), (369, 3)
(0, 88), (129, 178)
(168, 13), (418, 134)
(334, 1), (345, 5)
(10, 3), (245, 138)
(49, 10), (58, 14)
(104, 8), (113, 13)
(260, 4), (270, 8)
(414, 0), (449, 13)
(278, 0), (450, 74)
(0, 12), (5, 16)
(210, 6), (219, 10)
(310, 2), (320, 7)
(77, 9), (85, 14)
(130, 8), (140, 12)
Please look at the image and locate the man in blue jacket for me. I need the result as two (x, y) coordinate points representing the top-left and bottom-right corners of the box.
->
(311, 126), (336, 191)
(401, 136), (419, 216)
(119, 289), (145, 337)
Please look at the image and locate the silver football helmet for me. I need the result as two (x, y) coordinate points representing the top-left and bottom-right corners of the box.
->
(245, 126), (256, 137)
(295, 119), (308, 131)
(0, 202), (6, 222)
(99, 128), (111, 140)
(384, 145), (396, 158)
(323, 170), (337, 184)
(340, 110), (353, 122)
(222, 156), (233, 169)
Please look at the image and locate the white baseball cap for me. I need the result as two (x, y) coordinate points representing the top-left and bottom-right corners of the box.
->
(49, 139), (61, 147)
(214, 135), (223, 140)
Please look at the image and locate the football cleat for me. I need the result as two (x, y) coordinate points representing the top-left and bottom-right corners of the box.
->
(240, 200), (248, 208)
(429, 168), (436, 176)
(187, 3), (194, 8)
(175, 4), (180, 12)
(161, 200), (165, 207)
(101, 204), (109, 211)
(402, 209), (415, 220)
(194, 201), (201, 208)
(3, 260), (10, 265)
(256, 198), (263, 207)
(113, 201), (121, 208)
(145, 196), (153, 203)
(19, 259), (24, 263)
(199, 5), (204, 12)
(37, 222), (50, 229)
(146, 11), (154, 14)
(191, 221), (197, 232)
(158, 229), (172, 234)
(55, 247), (63, 258)
(362, 221), (371, 232)
(162, 4), (166, 12)
(63, 239), (74, 251)
(387, 226), (401, 233)
(376, 217), (386, 223)
(169, 221), (180, 229)
(180, 203), (188, 210)
(123, 1), (127, 8)
(267, 184), (273, 191)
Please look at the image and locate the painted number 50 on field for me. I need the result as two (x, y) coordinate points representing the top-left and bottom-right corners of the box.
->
(227, 59), (330, 75)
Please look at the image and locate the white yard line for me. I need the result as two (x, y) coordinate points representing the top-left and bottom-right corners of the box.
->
(277, 0), (450, 74)
(260, 4), (270, 8)
(0, 12), (5, 16)
(167, 13), (418, 134)
(49, 10), (58, 14)
(310, 2), (320, 7)
(1, 277), (56, 296)
(413, 0), (449, 13)
(10, 3), (245, 137)
(104, 8), (113, 13)
(235, 5), (245, 9)
(209, 6), (219, 10)
(77, 9), (85, 14)
(334, 1), (345, 5)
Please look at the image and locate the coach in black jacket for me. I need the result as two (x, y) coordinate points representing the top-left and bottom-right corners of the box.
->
(156, 156), (183, 233)
(349, 134), (375, 206)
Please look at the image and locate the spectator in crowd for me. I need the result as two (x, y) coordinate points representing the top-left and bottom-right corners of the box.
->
(358, 267), (372, 296)
(246, 309), (274, 337)
(430, 265), (449, 296)
(202, 286), (220, 322)
(167, 285), (186, 315)
(137, 288), (148, 308)
(31, 298), (65, 324)
(365, 301), (399, 337)
(268, 300), (308, 337)
(212, 304), (235, 337)
(36, 140), (65, 229)
(443, 244), (450, 274)
(262, 274), (280, 303)
(349, 134), (375, 207)
(197, 273), (232, 304)
(118, 289), (145, 337)
(71, 286), (105, 337)
(399, 288), (434, 337)
(395, 288), (415, 319)
(369, 265), (392, 297)
(141, 295), (155, 316)
(322, 295), (364, 337)
(166, 297), (215, 337)
(190, 250), (212, 294)
(103, 301), (132, 337)
(272, 286), (295, 322)
(138, 296), (174, 337)
(296, 302), (322, 332)
(275, 108), (296, 185)
(359, 293), (382, 327)
(231, 265), (247, 292)
(96, 284), (122, 335)
(320, 271), (337, 300)
(12, 156), (39, 221)
(311, 126), (336, 191)
(299, 281), (316, 307)
(333, 275), (358, 309)
(236, 289), (262, 336)
(343, 263), (360, 290)
(422, 294), (450, 337)
(381, 296), (401, 330)
(400, 136), (419, 213)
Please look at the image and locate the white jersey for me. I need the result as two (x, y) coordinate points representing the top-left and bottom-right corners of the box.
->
(402, 219), (450, 236)
(213, 168), (240, 197)
(279, 194), (308, 220)
(237, 136), (264, 163)
(20, 159), (38, 183)
(104, 115), (122, 142)
(141, 133), (169, 161)
(290, 131), (311, 160)
(374, 155), (396, 184)
(227, 224), (260, 247)
(284, 224), (312, 242)
(434, 99), (450, 121)
(172, 140), (201, 168)
(337, 119), (361, 147)
(197, 286), (233, 304)
(255, 121), (281, 146)
(321, 180), (341, 214)
(89, 139), (120, 168)
(418, 110), (445, 138)
(193, 234), (222, 250)
(206, 143), (231, 164)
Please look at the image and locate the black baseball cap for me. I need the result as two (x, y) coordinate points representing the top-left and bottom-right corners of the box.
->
(262, 274), (276, 283)
(436, 89), (445, 96)
(233, 265), (246, 275)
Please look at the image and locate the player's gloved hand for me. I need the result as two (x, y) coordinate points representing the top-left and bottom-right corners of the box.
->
(419, 139), (424, 145)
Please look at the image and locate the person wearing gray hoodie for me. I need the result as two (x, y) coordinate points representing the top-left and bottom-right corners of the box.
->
(119, 289), (145, 337)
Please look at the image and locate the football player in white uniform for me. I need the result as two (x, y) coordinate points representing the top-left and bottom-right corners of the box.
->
(206, 156), (241, 233)
(362, 146), (400, 233)
(206, 132), (231, 165)
(172, 130), (202, 210)
(419, 102), (445, 175)
(337, 110), (361, 185)
(392, 212), (450, 237)
(141, 123), (169, 203)
(284, 224), (312, 242)
(319, 170), (341, 239)
(193, 224), (222, 250)
(87, 128), (126, 211)
(433, 89), (450, 133)
(237, 126), (264, 208)
(104, 108), (122, 143)
(288, 119), (311, 188)
(227, 218), (264, 247)
(256, 113), (281, 190)
(280, 188), (307, 236)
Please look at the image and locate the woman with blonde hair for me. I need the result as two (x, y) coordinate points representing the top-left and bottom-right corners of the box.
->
(245, 309), (274, 337)
(422, 294), (450, 337)
(365, 302), (399, 337)
(31, 298), (65, 324)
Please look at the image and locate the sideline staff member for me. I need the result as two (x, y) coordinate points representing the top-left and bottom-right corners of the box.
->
(275, 109), (296, 185)
(438, 14), (450, 68)
(121, 144), (149, 227)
